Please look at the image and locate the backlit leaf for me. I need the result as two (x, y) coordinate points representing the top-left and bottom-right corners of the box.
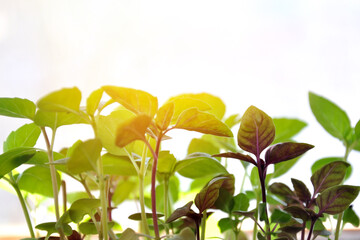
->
(175, 153), (228, 179)
(79, 221), (114, 235)
(265, 142), (314, 165)
(96, 109), (135, 155)
(218, 218), (236, 233)
(118, 228), (139, 240)
(157, 151), (177, 175)
(0, 97), (36, 120)
(86, 88), (103, 116)
(37, 87), (81, 112)
(112, 180), (137, 205)
(115, 114), (152, 148)
(155, 102), (174, 131)
(291, 178), (311, 203)
(18, 165), (61, 197)
(102, 86), (158, 118)
(355, 120), (360, 140)
(317, 185), (360, 215)
(34, 110), (88, 130)
(0, 147), (36, 179)
(311, 157), (352, 180)
(188, 138), (220, 156)
(273, 118), (307, 144)
(67, 139), (102, 174)
(3, 123), (41, 152)
(68, 198), (101, 223)
(309, 92), (351, 141)
(166, 202), (193, 223)
(35, 222), (72, 236)
(175, 108), (233, 137)
(343, 206), (359, 227)
(311, 161), (350, 195)
(231, 193), (250, 212)
(102, 153), (137, 176)
(272, 156), (301, 178)
(237, 106), (275, 156)
(224, 114), (242, 129)
(195, 176), (228, 213)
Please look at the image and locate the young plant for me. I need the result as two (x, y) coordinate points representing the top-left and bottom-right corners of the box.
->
(215, 106), (314, 240)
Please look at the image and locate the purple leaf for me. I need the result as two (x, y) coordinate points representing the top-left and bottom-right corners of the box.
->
(265, 142), (314, 165)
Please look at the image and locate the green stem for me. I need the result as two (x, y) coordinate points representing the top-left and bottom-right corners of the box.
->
(98, 155), (108, 240)
(200, 211), (207, 240)
(334, 146), (351, 240)
(139, 141), (151, 239)
(164, 177), (170, 235)
(6, 175), (35, 238)
(41, 127), (66, 240)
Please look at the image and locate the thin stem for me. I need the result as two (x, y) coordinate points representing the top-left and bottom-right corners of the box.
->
(200, 211), (207, 240)
(164, 177), (170, 235)
(98, 155), (108, 240)
(307, 218), (317, 240)
(139, 142), (151, 239)
(7, 175), (35, 238)
(334, 146), (351, 240)
(41, 127), (66, 240)
(62, 180), (67, 213)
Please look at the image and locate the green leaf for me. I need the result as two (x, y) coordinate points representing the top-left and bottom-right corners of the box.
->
(311, 157), (343, 174)
(317, 185), (360, 215)
(311, 161), (350, 195)
(118, 228), (139, 240)
(0, 147), (36, 179)
(0, 97), (36, 120)
(169, 227), (196, 240)
(231, 193), (250, 212)
(224, 114), (242, 129)
(187, 138), (220, 156)
(86, 88), (104, 116)
(18, 165), (61, 197)
(102, 86), (158, 118)
(79, 221), (114, 235)
(37, 87), (82, 112)
(291, 178), (311, 203)
(157, 151), (177, 175)
(272, 156), (301, 178)
(96, 109), (135, 155)
(237, 106), (275, 156)
(259, 202), (267, 221)
(102, 153), (137, 176)
(155, 102), (174, 130)
(175, 153), (228, 179)
(128, 212), (164, 221)
(115, 114), (152, 148)
(112, 180), (137, 205)
(34, 110), (88, 130)
(66, 139), (102, 174)
(218, 218), (236, 233)
(35, 222), (73, 236)
(309, 92), (351, 141)
(26, 150), (64, 165)
(355, 120), (360, 140)
(343, 206), (359, 227)
(272, 118), (307, 144)
(66, 192), (90, 204)
(68, 198), (101, 223)
(195, 175), (228, 213)
(175, 108), (233, 137)
(3, 123), (41, 152)
(250, 167), (260, 187)
(271, 209), (292, 224)
(265, 142), (314, 165)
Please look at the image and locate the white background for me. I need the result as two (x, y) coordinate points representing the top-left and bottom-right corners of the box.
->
(0, 0), (359, 236)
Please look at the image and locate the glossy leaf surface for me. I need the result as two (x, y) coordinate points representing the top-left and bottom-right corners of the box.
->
(317, 185), (360, 215)
(311, 161), (350, 194)
(37, 87), (81, 112)
(291, 178), (311, 203)
(102, 86), (158, 118)
(309, 92), (351, 141)
(272, 118), (307, 144)
(237, 106), (275, 156)
(0, 147), (36, 179)
(0, 97), (36, 120)
(195, 176), (228, 213)
(265, 142), (314, 165)
(175, 108), (233, 137)
(115, 114), (152, 148)
(68, 198), (101, 223)
(175, 153), (228, 179)
(67, 139), (102, 174)
(3, 123), (41, 152)
(18, 165), (61, 197)
(86, 88), (103, 115)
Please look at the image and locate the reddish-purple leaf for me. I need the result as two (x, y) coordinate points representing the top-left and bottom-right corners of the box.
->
(291, 178), (311, 203)
(311, 161), (350, 195)
(213, 152), (257, 166)
(237, 106), (275, 156)
(166, 201), (193, 223)
(317, 185), (360, 215)
(265, 142), (314, 165)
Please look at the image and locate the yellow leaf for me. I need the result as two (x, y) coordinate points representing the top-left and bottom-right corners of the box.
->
(86, 88), (103, 116)
(155, 102), (174, 131)
(37, 87), (81, 112)
(102, 86), (158, 118)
